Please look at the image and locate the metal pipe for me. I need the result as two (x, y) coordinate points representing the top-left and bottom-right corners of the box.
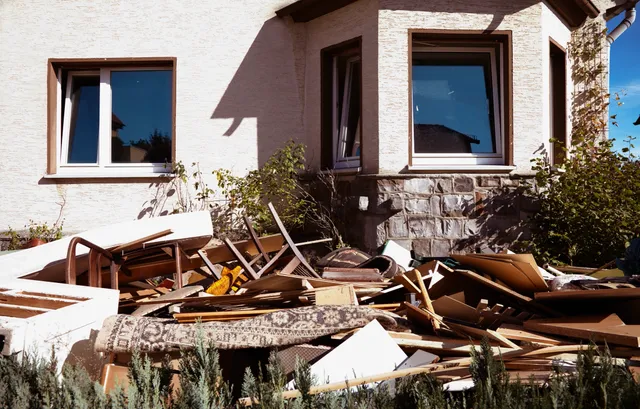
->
(607, 7), (636, 44)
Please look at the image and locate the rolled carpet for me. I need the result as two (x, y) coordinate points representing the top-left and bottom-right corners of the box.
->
(95, 305), (408, 353)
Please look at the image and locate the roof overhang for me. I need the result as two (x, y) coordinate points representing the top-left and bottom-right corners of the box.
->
(276, 0), (601, 28)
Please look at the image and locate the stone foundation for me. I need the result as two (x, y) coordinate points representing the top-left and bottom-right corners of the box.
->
(329, 174), (538, 256)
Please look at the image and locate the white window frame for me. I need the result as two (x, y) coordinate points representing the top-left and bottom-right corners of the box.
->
(411, 46), (505, 166)
(56, 66), (173, 176)
(332, 55), (361, 169)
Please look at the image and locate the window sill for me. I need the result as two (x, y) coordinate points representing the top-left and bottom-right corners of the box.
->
(43, 172), (175, 180)
(407, 165), (516, 173)
(320, 167), (362, 175)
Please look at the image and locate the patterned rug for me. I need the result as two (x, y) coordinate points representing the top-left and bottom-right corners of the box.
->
(95, 305), (408, 353)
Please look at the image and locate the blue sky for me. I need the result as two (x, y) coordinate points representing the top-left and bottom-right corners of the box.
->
(608, 14), (640, 155)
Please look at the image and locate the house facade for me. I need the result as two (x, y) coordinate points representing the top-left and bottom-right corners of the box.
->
(0, 0), (619, 254)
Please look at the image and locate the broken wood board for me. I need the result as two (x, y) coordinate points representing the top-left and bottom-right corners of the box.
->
(131, 285), (203, 316)
(315, 285), (358, 305)
(496, 324), (568, 346)
(534, 287), (640, 302)
(241, 272), (387, 292)
(453, 269), (561, 317)
(452, 254), (547, 293)
(359, 263), (437, 302)
(285, 320), (407, 390)
(432, 295), (480, 323)
(321, 268), (383, 282)
(524, 314), (640, 347)
(444, 320), (520, 349)
(403, 302), (442, 330)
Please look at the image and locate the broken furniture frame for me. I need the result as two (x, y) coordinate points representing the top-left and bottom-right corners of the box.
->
(65, 234), (188, 290)
(223, 203), (323, 280)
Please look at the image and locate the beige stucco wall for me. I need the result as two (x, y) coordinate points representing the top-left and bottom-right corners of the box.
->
(0, 0), (304, 232)
(378, 0), (558, 174)
(303, 0), (380, 172)
(0, 0), (615, 233)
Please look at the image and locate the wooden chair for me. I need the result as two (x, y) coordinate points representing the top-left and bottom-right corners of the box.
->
(223, 203), (322, 280)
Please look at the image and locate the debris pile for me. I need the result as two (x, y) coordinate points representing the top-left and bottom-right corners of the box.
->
(1, 204), (639, 398)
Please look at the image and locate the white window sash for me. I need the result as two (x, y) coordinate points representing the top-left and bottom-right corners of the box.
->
(57, 67), (172, 173)
(332, 55), (361, 170)
(411, 46), (504, 166)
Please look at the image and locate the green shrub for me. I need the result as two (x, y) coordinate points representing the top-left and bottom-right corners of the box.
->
(522, 138), (640, 266)
(1, 340), (639, 409)
(5, 219), (64, 250)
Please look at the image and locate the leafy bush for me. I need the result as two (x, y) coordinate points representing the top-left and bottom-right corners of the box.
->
(5, 219), (64, 250)
(213, 140), (310, 235)
(522, 138), (640, 267)
(3, 339), (638, 409)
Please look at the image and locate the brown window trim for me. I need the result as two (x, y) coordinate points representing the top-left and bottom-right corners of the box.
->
(407, 30), (513, 169)
(320, 37), (363, 170)
(46, 57), (177, 175)
(549, 37), (567, 165)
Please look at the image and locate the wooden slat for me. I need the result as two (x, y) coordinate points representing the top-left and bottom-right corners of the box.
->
(535, 287), (640, 302)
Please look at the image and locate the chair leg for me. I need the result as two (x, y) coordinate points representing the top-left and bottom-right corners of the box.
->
(244, 216), (270, 262)
(223, 238), (259, 281)
(267, 202), (320, 278)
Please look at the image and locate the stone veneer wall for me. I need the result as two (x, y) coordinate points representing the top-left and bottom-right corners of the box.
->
(333, 174), (538, 256)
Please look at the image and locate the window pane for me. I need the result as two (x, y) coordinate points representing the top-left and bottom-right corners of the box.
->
(412, 53), (496, 154)
(111, 70), (172, 163)
(67, 76), (100, 163)
(344, 60), (361, 158)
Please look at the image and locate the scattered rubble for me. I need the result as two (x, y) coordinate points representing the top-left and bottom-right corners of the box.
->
(0, 203), (638, 400)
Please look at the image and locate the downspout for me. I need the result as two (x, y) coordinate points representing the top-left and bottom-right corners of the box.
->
(607, 7), (636, 44)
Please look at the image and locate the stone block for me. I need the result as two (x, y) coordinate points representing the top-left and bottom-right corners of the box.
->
(434, 178), (453, 193)
(388, 216), (408, 238)
(437, 218), (465, 239)
(477, 176), (501, 188)
(464, 219), (482, 236)
(502, 177), (521, 187)
(405, 178), (434, 194)
(412, 239), (431, 257)
(377, 179), (404, 193)
(442, 195), (474, 217)
(408, 216), (437, 238)
(390, 196), (404, 212)
(431, 239), (452, 256)
(453, 176), (474, 193)
(362, 214), (388, 251)
(430, 196), (442, 217)
(358, 196), (369, 211)
(405, 198), (430, 214)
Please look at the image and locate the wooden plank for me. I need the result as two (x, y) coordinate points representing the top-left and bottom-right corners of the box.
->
(321, 268), (383, 282)
(445, 320), (519, 349)
(241, 272), (385, 292)
(394, 273), (421, 294)
(111, 229), (174, 253)
(534, 287), (640, 302)
(0, 304), (49, 318)
(496, 324), (568, 346)
(0, 293), (75, 310)
(315, 285), (358, 305)
(131, 285), (203, 316)
(414, 269), (439, 331)
(524, 314), (640, 347)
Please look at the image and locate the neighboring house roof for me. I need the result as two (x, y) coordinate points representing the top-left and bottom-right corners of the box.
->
(112, 113), (125, 130)
(276, 0), (600, 28)
(413, 124), (480, 154)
